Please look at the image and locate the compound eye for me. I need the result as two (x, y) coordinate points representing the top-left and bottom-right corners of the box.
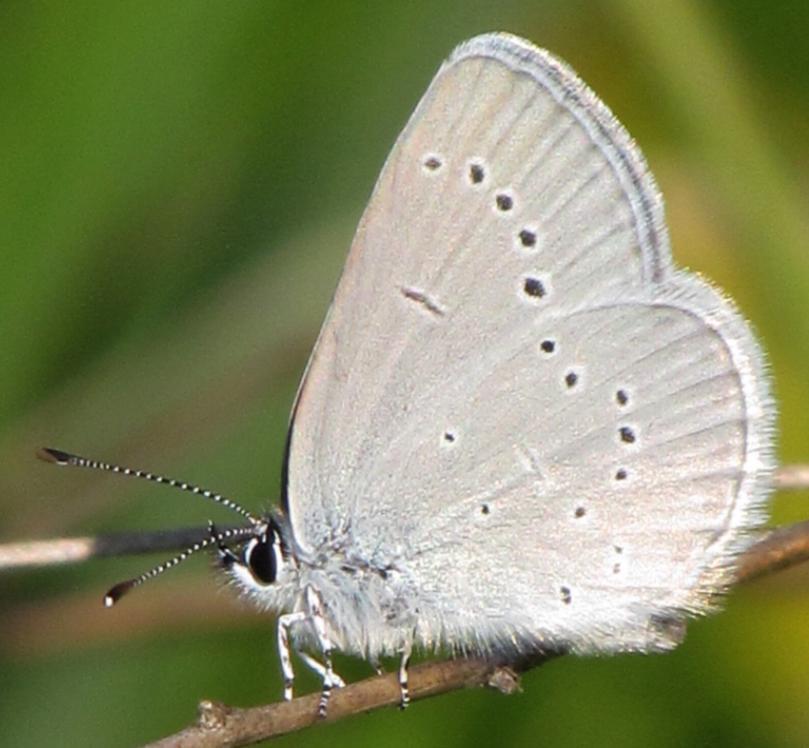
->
(244, 535), (278, 585)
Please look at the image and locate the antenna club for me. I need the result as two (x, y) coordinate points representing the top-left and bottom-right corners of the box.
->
(105, 580), (136, 606)
(37, 447), (76, 465)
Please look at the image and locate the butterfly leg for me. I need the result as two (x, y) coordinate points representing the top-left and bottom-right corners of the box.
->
(398, 644), (412, 709)
(298, 651), (346, 688)
(305, 586), (343, 717)
(277, 611), (306, 700)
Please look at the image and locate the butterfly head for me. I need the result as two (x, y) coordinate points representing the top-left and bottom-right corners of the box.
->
(216, 513), (298, 599)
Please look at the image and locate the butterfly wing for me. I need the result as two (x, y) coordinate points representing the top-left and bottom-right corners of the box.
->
(284, 33), (774, 652)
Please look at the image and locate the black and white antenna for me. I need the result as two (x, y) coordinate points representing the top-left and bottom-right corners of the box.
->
(38, 447), (260, 525)
(39, 447), (262, 604)
(103, 523), (256, 606)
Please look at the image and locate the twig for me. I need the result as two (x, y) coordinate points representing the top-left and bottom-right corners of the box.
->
(146, 655), (540, 748)
(0, 528), (214, 570)
(774, 464), (809, 491)
(734, 519), (809, 582)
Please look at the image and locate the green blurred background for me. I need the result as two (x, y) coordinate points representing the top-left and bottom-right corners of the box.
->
(2, 2), (808, 746)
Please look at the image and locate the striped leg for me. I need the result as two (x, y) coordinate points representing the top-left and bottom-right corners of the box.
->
(298, 651), (346, 688)
(398, 645), (412, 709)
(277, 611), (305, 701)
(305, 587), (343, 717)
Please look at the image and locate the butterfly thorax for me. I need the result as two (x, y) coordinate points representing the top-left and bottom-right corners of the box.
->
(226, 512), (421, 659)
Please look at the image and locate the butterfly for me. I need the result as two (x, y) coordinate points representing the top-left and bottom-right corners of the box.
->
(46, 32), (774, 717)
